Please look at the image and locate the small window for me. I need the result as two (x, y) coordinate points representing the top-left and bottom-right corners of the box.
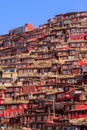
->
(68, 79), (74, 83)
(0, 111), (3, 114)
(49, 86), (53, 89)
(53, 65), (57, 69)
(6, 79), (11, 83)
(31, 117), (35, 121)
(71, 105), (75, 109)
(37, 116), (42, 121)
(15, 87), (19, 92)
(37, 124), (42, 129)
(8, 88), (12, 92)
(62, 80), (66, 83)
(20, 117), (23, 122)
(47, 127), (53, 130)
(63, 56), (68, 60)
(62, 65), (68, 69)
(65, 106), (70, 110)
(64, 87), (69, 92)
(71, 43), (76, 48)
(29, 104), (32, 109)
(70, 56), (75, 60)
(70, 51), (75, 55)
(79, 54), (83, 58)
(6, 94), (10, 98)
(63, 51), (67, 55)
(47, 95), (55, 100)
(43, 54), (48, 58)
(32, 124), (36, 128)
(39, 103), (43, 107)
(81, 43), (85, 47)
(11, 105), (17, 109)
(56, 127), (60, 130)
(57, 94), (64, 98)
(77, 43), (81, 47)
(19, 105), (23, 109)
(63, 70), (67, 74)
(0, 106), (5, 110)
(44, 116), (47, 121)
(64, 128), (67, 130)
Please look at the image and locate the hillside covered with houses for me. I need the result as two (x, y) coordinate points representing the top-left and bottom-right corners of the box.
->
(0, 12), (87, 130)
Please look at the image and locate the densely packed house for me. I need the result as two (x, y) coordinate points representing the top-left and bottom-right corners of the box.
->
(0, 12), (87, 130)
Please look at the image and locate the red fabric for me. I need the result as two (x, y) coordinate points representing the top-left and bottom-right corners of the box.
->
(4, 110), (9, 117)
(10, 110), (19, 117)
(37, 86), (42, 91)
(28, 47), (32, 51)
(76, 105), (87, 110)
(70, 33), (85, 40)
(65, 94), (70, 99)
(77, 61), (85, 66)
(10, 111), (14, 117)
(19, 105), (24, 111)
(23, 104), (28, 109)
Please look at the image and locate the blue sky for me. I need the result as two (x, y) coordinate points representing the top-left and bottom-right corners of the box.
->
(0, 0), (87, 34)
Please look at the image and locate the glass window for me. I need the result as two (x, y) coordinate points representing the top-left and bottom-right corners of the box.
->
(63, 70), (67, 74)
(58, 21), (62, 26)
(44, 116), (47, 121)
(31, 117), (35, 121)
(29, 104), (32, 109)
(15, 87), (19, 92)
(49, 86), (53, 89)
(47, 127), (53, 130)
(81, 43), (85, 47)
(19, 105), (23, 109)
(0, 106), (5, 110)
(57, 93), (64, 98)
(10, 69), (15, 72)
(20, 117), (23, 122)
(21, 96), (24, 100)
(71, 43), (76, 48)
(53, 65), (57, 69)
(8, 88), (12, 92)
(63, 56), (68, 60)
(70, 51), (75, 55)
(37, 116), (42, 121)
(56, 127), (60, 130)
(32, 124), (36, 128)
(0, 111), (3, 114)
(71, 56), (75, 60)
(24, 82), (29, 86)
(71, 105), (75, 109)
(64, 87), (69, 92)
(77, 43), (81, 47)
(63, 52), (67, 55)
(62, 65), (68, 69)
(68, 79), (74, 83)
(64, 20), (68, 24)
(65, 106), (70, 110)
(37, 124), (42, 129)
(79, 54), (83, 58)
(47, 95), (55, 100)
(62, 80), (66, 83)
(64, 128), (67, 130)
(43, 54), (48, 58)
(6, 94), (10, 98)
(6, 79), (11, 83)
(11, 105), (17, 109)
